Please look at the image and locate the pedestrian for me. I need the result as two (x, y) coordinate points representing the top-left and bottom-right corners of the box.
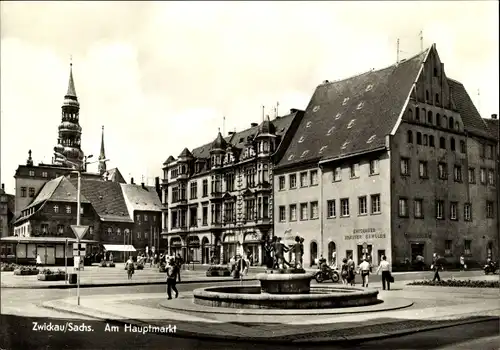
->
(331, 250), (337, 268)
(36, 253), (42, 268)
(431, 254), (442, 282)
(340, 258), (349, 285)
(347, 255), (356, 286)
(376, 255), (392, 290)
(459, 254), (466, 271)
(166, 259), (179, 300)
(175, 254), (183, 282)
(126, 256), (134, 280)
(358, 258), (371, 287)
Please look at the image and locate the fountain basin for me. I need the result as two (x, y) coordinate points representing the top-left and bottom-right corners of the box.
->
(193, 285), (379, 309)
(257, 272), (313, 294)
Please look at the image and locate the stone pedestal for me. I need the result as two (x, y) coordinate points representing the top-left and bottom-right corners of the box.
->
(257, 271), (313, 294)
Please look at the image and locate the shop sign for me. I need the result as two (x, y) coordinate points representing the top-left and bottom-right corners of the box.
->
(344, 228), (386, 241)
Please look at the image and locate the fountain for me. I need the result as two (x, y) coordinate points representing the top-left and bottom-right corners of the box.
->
(192, 236), (379, 310)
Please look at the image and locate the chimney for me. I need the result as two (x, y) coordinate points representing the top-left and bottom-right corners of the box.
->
(155, 176), (161, 199)
(141, 182), (146, 189)
(492, 114), (498, 119)
(130, 177), (134, 184)
(251, 123), (258, 127)
(323, 80), (329, 84)
(1, 184), (4, 191)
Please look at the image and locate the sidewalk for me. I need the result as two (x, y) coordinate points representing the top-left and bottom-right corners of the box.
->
(41, 280), (500, 343)
(1, 264), (257, 289)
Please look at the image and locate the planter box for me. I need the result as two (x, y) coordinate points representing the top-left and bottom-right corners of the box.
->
(37, 274), (66, 281)
(14, 269), (39, 276)
(206, 267), (231, 277)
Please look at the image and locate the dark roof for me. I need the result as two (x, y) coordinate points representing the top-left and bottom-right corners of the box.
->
(483, 118), (499, 141)
(25, 176), (90, 210)
(178, 147), (193, 158)
(210, 131), (228, 151)
(102, 168), (126, 184)
(447, 78), (492, 139)
(163, 155), (175, 165)
(69, 178), (132, 223)
(278, 50), (428, 168)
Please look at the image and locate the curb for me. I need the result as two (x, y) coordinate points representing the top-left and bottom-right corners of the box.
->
(1, 278), (257, 289)
(41, 299), (498, 344)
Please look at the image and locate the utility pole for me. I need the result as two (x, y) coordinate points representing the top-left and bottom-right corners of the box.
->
(396, 38), (400, 64)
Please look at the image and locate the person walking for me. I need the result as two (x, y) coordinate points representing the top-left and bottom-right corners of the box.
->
(347, 256), (356, 286)
(126, 256), (135, 280)
(376, 255), (392, 290)
(175, 254), (183, 282)
(340, 258), (349, 285)
(358, 258), (371, 287)
(36, 254), (42, 268)
(166, 258), (179, 300)
(459, 254), (466, 271)
(432, 254), (442, 281)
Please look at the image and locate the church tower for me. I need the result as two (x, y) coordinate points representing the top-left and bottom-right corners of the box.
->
(53, 62), (85, 169)
(98, 125), (107, 175)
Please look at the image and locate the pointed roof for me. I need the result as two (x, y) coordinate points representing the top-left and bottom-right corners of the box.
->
(210, 130), (228, 151)
(163, 156), (175, 165)
(277, 48), (429, 168)
(178, 147), (193, 158)
(99, 125), (106, 160)
(66, 63), (77, 97)
(102, 168), (126, 183)
(256, 114), (276, 138)
(483, 118), (499, 141)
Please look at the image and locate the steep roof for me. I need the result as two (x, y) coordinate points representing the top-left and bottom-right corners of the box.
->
(483, 118), (499, 141)
(278, 50), (428, 168)
(25, 176), (90, 210)
(163, 155), (175, 165)
(69, 178), (132, 223)
(102, 168), (126, 184)
(120, 184), (162, 219)
(178, 147), (193, 158)
(447, 78), (492, 139)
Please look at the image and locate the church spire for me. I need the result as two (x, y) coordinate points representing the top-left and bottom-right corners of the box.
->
(98, 125), (107, 175)
(66, 61), (77, 97)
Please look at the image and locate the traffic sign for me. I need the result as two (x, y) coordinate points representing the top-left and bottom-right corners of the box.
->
(71, 225), (89, 240)
(73, 242), (86, 256)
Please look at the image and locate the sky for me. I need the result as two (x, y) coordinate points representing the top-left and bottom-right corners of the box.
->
(1, 1), (498, 193)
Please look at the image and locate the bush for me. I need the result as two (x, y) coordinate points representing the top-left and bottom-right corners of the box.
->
(1, 262), (17, 271)
(206, 265), (231, 277)
(37, 269), (66, 281)
(408, 279), (499, 288)
(13, 266), (39, 275)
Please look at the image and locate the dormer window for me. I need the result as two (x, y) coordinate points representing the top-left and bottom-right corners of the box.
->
(367, 135), (376, 144)
(342, 97), (349, 105)
(288, 154), (295, 161)
(300, 150), (310, 158)
(326, 127), (335, 136)
(298, 136), (305, 143)
(365, 84), (373, 91)
(313, 106), (320, 112)
(319, 146), (328, 154)
(306, 121), (312, 128)
(357, 102), (364, 110)
(347, 119), (356, 129)
(341, 141), (350, 150)
(335, 113), (342, 120)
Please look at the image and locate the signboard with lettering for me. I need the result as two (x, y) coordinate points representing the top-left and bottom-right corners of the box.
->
(344, 228), (387, 241)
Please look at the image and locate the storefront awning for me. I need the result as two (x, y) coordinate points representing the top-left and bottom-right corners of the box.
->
(103, 244), (136, 252)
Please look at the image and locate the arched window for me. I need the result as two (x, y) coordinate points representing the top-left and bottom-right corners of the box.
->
(107, 227), (112, 235)
(450, 137), (456, 151)
(442, 116), (447, 128)
(426, 90), (430, 101)
(440, 137), (446, 149)
(429, 135), (435, 147)
(408, 109), (413, 120)
(415, 107), (420, 121)
(116, 228), (121, 236)
(436, 113), (441, 127)
(263, 141), (269, 152)
(427, 111), (433, 124)
(433, 67), (438, 77)
(460, 140), (466, 153)
(328, 242), (337, 265)
(416, 132), (422, 145)
(310, 241), (318, 266)
(435, 93), (440, 104)
(449, 117), (454, 129)
(422, 108), (426, 122)
(407, 130), (413, 144)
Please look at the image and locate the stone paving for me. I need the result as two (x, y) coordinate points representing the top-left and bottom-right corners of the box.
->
(41, 278), (500, 342)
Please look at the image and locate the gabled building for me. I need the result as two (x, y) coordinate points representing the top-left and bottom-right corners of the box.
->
(274, 44), (498, 269)
(121, 182), (163, 254)
(162, 110), (304, 265)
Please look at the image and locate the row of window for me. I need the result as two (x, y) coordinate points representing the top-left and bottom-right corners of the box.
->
(400, 158), (496, 185)
(407, 130), (467, 152)
(25, 171), (49, 178)
(397, 198), (495, 220)
(278, 160), (380, 191)
(135, 214), (157, 223)
(408, 106), (459, 130)
(105, 227), (157, 240)
(445, 239), (473, 256)
(20, 187), (36, 198)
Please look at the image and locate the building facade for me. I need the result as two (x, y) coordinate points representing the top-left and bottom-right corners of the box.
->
(162, 111), (304, 265)
(274, 44), (498, 269)
(0, 184), (15, 239)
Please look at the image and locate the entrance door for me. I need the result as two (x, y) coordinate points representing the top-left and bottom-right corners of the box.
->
(328, 242), (337, 265)
(377, 250), (386, 266)
(310, 241), (318, 266)
(357, 244), (373, 265)
(45, 247), (56, 265)
(37, 246), (47, 264)
(411, 243), (425, 262)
